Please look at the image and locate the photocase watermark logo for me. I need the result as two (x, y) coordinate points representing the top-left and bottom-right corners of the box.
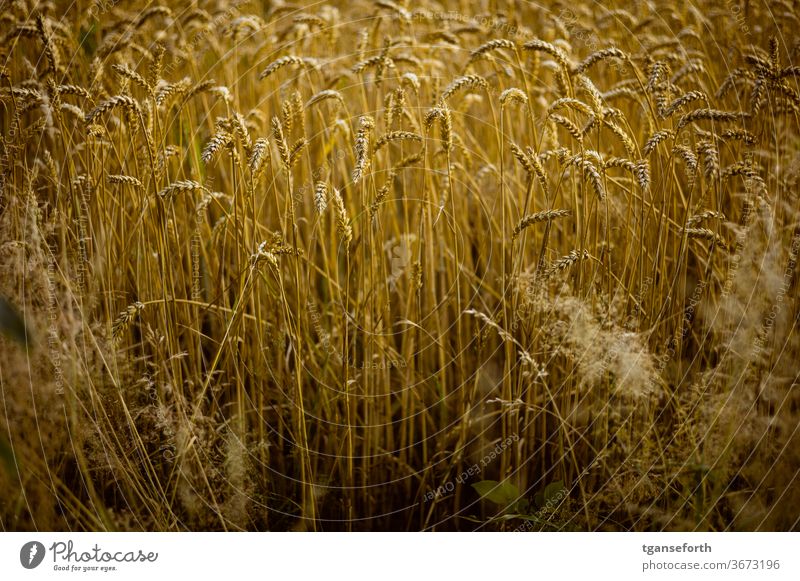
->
(20, 541), (46, 569)
(384, 235), (416, 291)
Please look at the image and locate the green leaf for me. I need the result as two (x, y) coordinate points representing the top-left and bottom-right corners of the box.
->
(543, 480), (566, 505)
(0, 296), (30, 345)
(472, 480), (520, 506)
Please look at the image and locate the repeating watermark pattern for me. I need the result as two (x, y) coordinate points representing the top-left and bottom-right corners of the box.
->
(384, 234), (416, 292)
(423, 434), (519, 501)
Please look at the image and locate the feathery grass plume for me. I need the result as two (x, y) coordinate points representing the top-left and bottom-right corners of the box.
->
(158, 180), (206, 201)
(314, 181), (328, 215)
(374, 131), (423, 152)
(440, 74), (489, 101)
(353, 115), (374, 183)
(112, 301), (144, 342)
(248, 138), (270, 174)
(84, 95), (140, 124)
(107, 174), (143, 188)
(643, 129), (673, 156)
(513, 209), (571, 239)
(547, 249), (590, 276)
(258, 55), (317, 80)
(687, 210), (726, 227)
(202, 131), (232, 164)
(272, 116), (290, 170)
(500, 88), (528, 109)
(469, 39), (516, 65)
(331, 187), (352, 246)
(304, 89), (345, 110)
(572, 47), (628, 75)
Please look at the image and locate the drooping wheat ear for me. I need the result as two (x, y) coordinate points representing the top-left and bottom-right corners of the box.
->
(182, 79), (216, 104)
(500, 88), (528, 109)
(440, 74), (489, 102)
(272, 117), (290, 170)
(401, 72), (420, 93)
(158, 180), (206, 201)
(577, 75), (605, 114)
(509, 142), (534, 175)
(353, 115), (374, 183)
(289, 138), (308, 168)
(369, 168), (398, 219)
(201, 131), (232, 164)
(290, 91), (305, 136)
(331, 187), (352, 246)
(643, 129), (674, 156)
(676, 108), (741, 131)
(513, 209), (571, 238)
(603, 157), (637, 172)
(547, 97), (593, 117)
(687, 210), (726, 227)
(749, 78), (765, 116)
(314, 181), (329, 215)
(155, 77), (191, 107)
(147, 42), (165, 89)
(660, 90), (708, 118)
(134, 6), (172, 28)
(232, 112), (252, 153)
(549, 113), (583, 144)
(111, 64), (150, 94)
(112, 301), (144, 342)
(439, 104), (453, 154)
(469, 39), (516, 65)
(57, 84), (91, 99)
(107, 174), (143, 188)
(685, 227), (726, 248)
(524, 147), (550, 198)
(547, 249), (590, 277)
(696, 140), (720, 179)
(258, 55), (317, 80)
(672, 145), (698, 182)
(304, 89), (345, 110)
(634, 159), (650, 193)
(248, 138), (270, 174)
(35, 14), (61, 76)
(720, 129), (756, 145)
(522, 39), (570, 71)
(571, 156), (605, 200)
(374, 131), (423, 152)
(572, 47), (628, 75)
(375, 0), (411, 22)
(84, 95), (140, 124)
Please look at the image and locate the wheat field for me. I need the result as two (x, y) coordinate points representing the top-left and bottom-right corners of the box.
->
(0, 0), (798, 531)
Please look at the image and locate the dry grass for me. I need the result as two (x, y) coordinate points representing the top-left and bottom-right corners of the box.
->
(0, 0), (799, 531)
